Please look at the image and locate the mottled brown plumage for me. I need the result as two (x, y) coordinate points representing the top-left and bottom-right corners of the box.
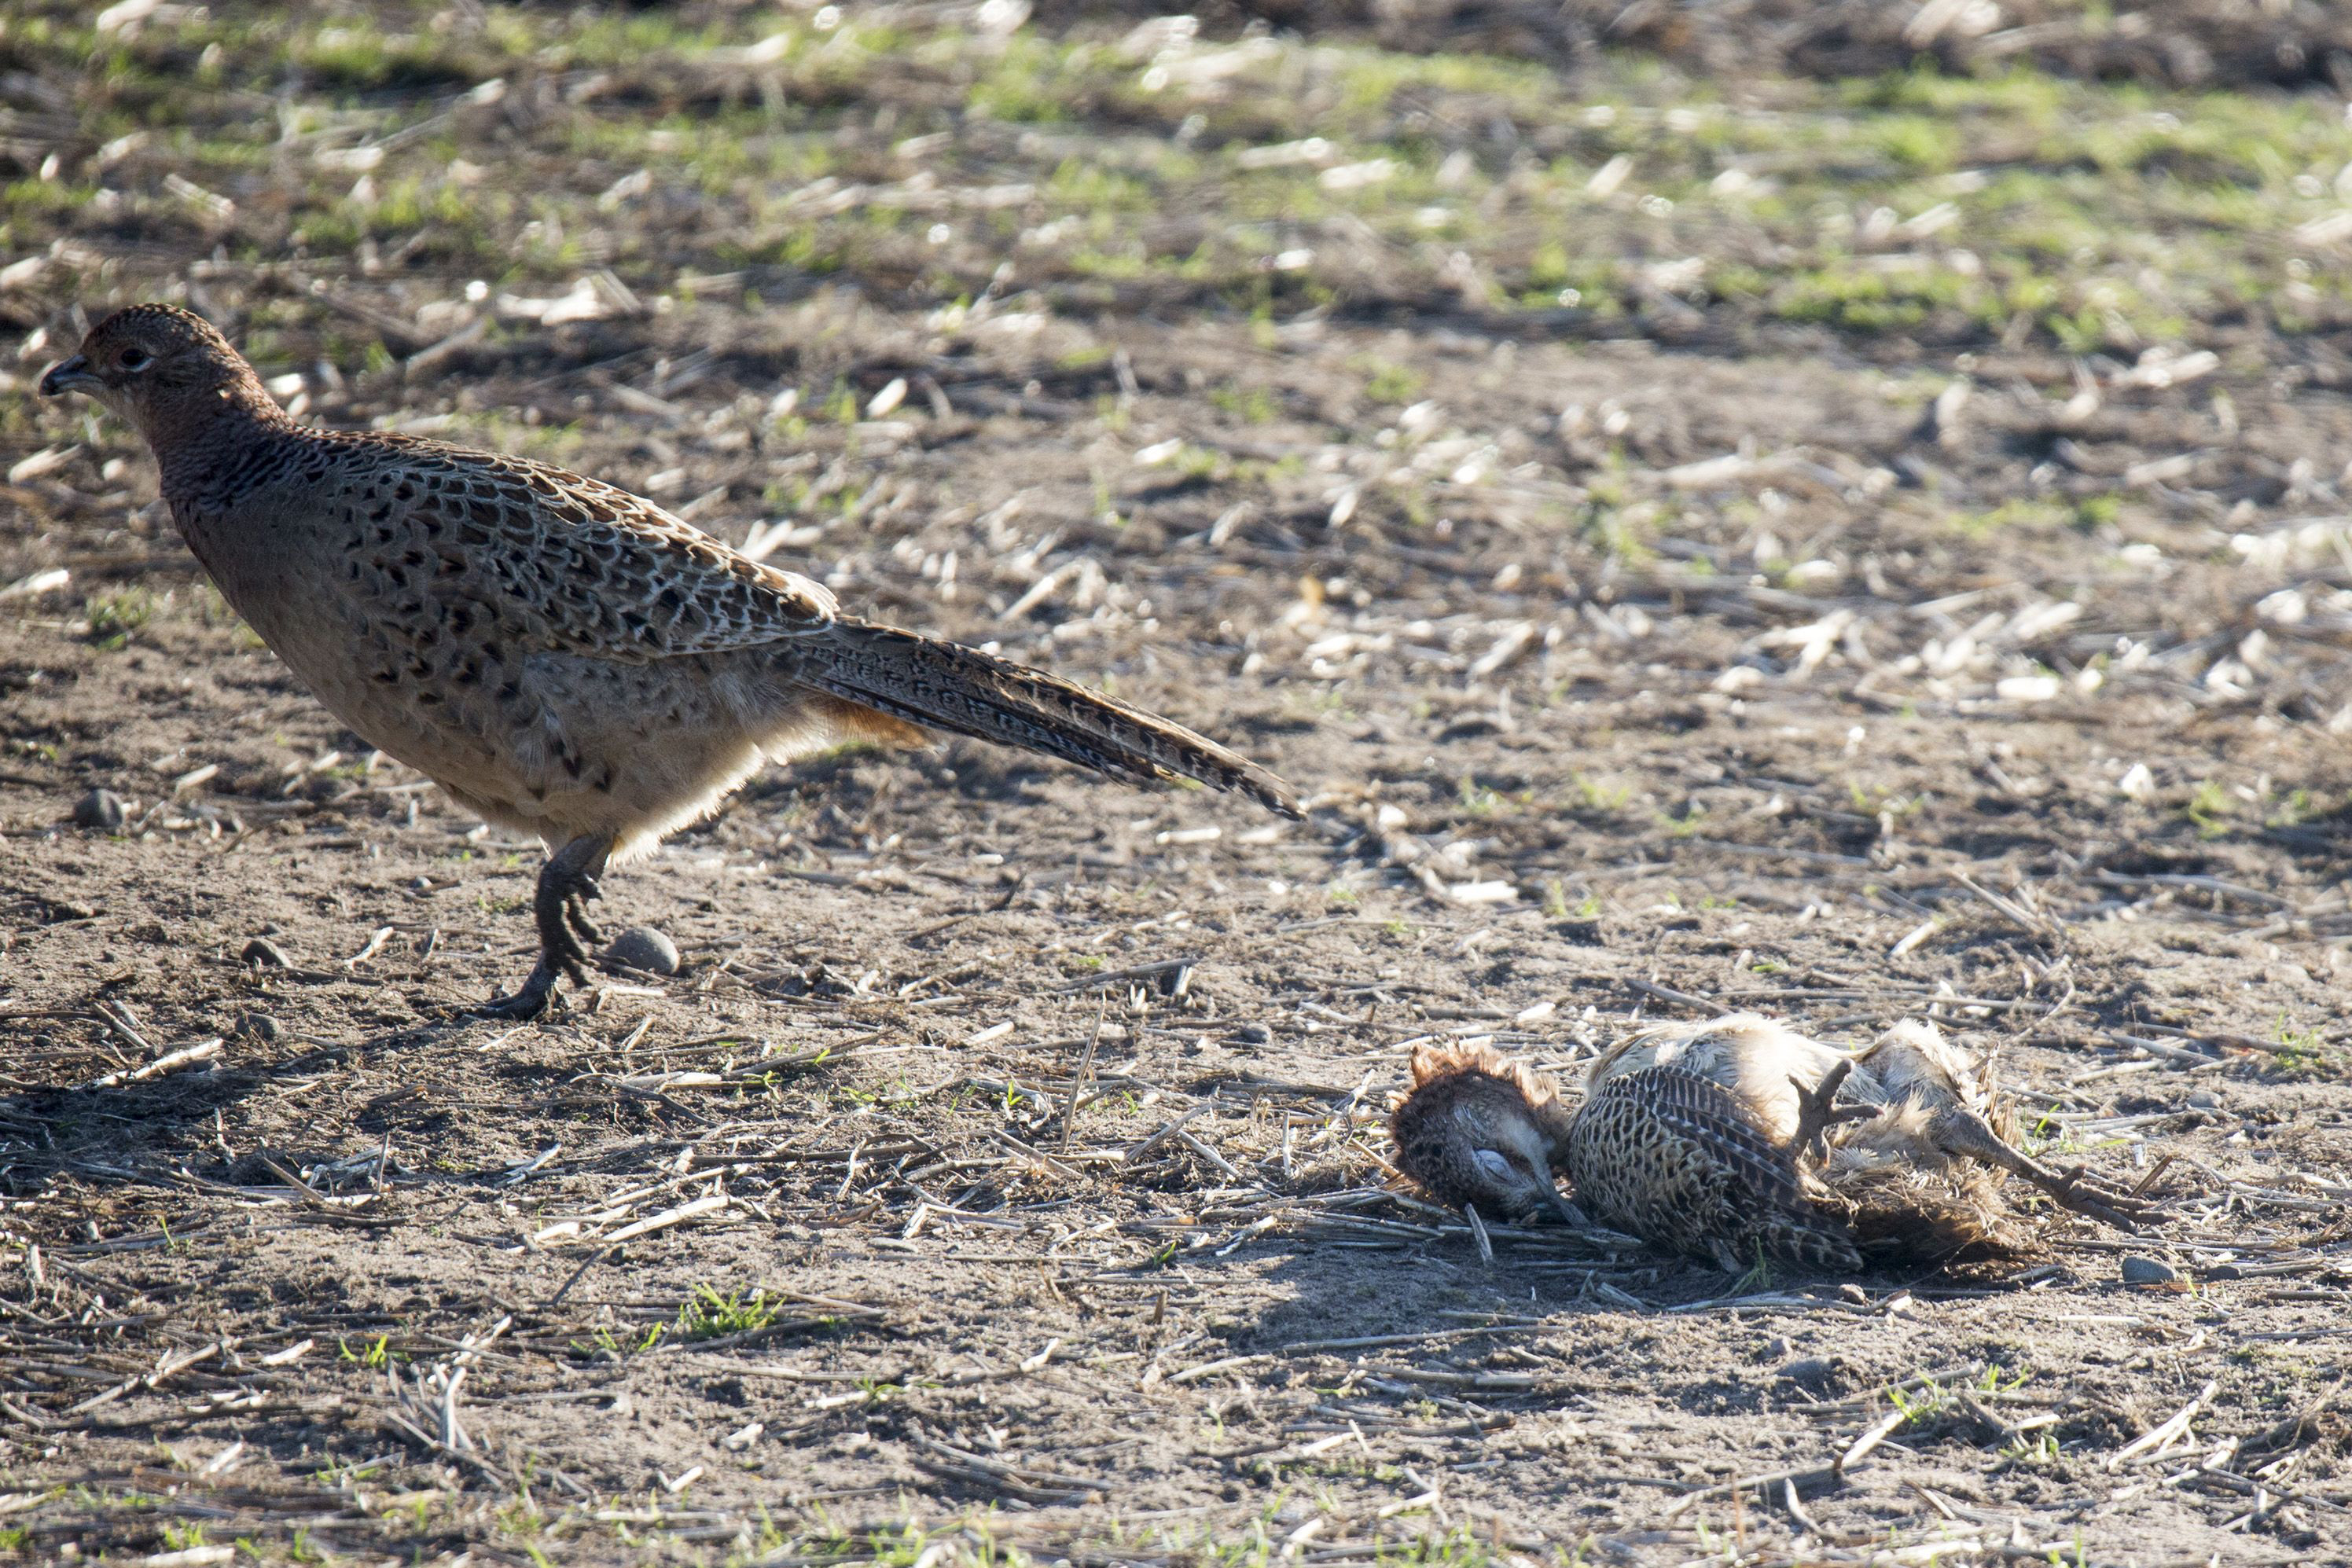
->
(1563, 1062), (1865, 1272)
(44, 304), (1299, 1016)
(1586, 1015), (2151, 1264)
(1586, 1012), (1868, 1148)
(1822, 1103), (2032, 1265)
(1845, 1020), (2152, 1234)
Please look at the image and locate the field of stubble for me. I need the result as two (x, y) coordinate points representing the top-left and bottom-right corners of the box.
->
(2, 3), (2350, 1564)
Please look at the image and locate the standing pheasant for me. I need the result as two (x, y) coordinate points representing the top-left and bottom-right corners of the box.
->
(42, 304), (1299, 1017)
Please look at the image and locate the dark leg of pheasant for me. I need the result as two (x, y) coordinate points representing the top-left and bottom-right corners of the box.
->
(1786, 1060), (1875, 1160)
(476, 832), (616, 1020)
(1928, 1107), (2154, 1231)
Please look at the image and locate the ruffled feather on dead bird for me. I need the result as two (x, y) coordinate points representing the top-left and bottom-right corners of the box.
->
(1389, 1012), (2162, 1273)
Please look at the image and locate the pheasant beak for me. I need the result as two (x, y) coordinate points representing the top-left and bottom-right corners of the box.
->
(39, 355), (95, 397)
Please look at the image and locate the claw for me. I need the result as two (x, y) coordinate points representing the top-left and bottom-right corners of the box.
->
(552, 916), (595, 987)
(2026, 1161), (2156, 1232)
(473, 959), (560, 1020)
(1787, 1060), (1874, 1160)
(486, 832), (616, 1016)
(561, 872), (605, 951)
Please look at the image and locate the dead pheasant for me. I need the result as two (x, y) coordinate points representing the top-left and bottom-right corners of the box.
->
(1389, 1037), (1854, 1269)
(1582, 1018), (2024, 1266)
(1391, 1017), (2155, 1273)
(1600, 1014), (2154, 1238)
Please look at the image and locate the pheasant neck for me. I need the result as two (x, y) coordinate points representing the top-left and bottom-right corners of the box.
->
(153, 384), (300, 513)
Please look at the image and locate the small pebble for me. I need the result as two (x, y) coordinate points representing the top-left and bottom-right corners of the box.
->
(1229, 1023), (1272, 1045)
(2121, 1255), (2181, 1285)
(604, 925), (680, 976)
(73, 788), (127, 829)
(242, 936), (294, 969)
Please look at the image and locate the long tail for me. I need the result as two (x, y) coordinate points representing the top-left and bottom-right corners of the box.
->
(799, 617), (1300, 818)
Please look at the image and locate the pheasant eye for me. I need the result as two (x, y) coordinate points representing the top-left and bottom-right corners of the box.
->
(117, 348), (151, 373)
(1470, 1148), (1517, 1184)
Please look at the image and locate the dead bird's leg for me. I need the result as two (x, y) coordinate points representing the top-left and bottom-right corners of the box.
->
(1928, 1106), (2156, 1232)
(1786, 1059), (1874, 1160)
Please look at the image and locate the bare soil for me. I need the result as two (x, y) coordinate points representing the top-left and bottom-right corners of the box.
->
(2, 4), (2350, 1565)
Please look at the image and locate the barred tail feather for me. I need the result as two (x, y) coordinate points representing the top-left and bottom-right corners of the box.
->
(1843, 1169), (2031, 1267)
(803, 618), (1300, 818)
(1760, 1214), (1868, 1275)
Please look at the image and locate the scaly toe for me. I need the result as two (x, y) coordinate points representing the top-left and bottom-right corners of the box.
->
(565, 902), (605, 949)
(472, 966), (557, 1021)
(546, 924), (595, 989)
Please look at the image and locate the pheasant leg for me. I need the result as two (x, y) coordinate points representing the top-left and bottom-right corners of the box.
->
(2022, 1160), (2156, 1231)
(1929, 1107), (2155, 1232)
(1786, 1060), (1874, 1159)
(476, 832), (615, 1020)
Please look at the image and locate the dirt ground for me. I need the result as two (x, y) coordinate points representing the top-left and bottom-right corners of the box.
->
(3, 3), (2351, 1565)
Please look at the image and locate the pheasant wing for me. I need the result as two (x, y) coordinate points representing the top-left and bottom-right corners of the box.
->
(336, 440), (837, 663)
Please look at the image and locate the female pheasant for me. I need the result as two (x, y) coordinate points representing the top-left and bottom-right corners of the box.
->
(41, 304), (1298, 1017)
(1391, 1015), (2154, 1273)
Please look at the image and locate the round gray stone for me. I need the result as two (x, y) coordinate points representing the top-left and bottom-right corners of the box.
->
(2121, 1255), (2181, 1285)
(604, 925), (681, 976)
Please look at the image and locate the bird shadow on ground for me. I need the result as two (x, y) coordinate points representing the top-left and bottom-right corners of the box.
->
(1231, 1208), (2067, 1331)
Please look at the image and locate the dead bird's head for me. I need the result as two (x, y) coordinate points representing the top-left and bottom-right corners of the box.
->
(1390, 1044), (1581, 1225)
